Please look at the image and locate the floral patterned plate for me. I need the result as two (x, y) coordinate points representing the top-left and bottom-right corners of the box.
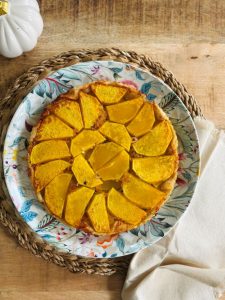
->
(3, 61), (199, 258)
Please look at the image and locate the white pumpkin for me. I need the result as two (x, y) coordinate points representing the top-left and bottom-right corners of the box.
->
(0, 0), (43, 58)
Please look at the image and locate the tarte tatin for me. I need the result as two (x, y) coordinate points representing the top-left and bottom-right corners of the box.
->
(28, 81), (178, 235)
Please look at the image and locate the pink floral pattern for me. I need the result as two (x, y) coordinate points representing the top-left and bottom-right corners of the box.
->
(119, 79), (138, 89)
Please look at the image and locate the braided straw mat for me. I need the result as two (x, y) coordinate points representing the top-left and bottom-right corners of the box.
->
(0, 48), (203, 275)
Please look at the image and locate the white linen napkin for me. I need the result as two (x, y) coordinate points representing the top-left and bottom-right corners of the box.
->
(122, 117), (225, 300)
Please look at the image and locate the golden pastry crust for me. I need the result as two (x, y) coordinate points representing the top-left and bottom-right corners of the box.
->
(28, 81), (178, 235)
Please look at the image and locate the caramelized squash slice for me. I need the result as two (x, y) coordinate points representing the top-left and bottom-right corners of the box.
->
(50, 99), (83, 132)
(34, 160), (71, 192)
(45, 173), (72, 217)
(89, 142), (123, 171)
(80, 91), (106, 128)
(70, 130), (105, 157)
(106, 97), (143, 124)
(65, 187), (94, 227)
(30, 140), (70, 164)
(132, 155), (177, 183)
(87, 193), (110, 233)
(72, 154), (102, 187)
(91, 83), (127, 104)
(127, 102), (155, 137)
(124, 90), (141, 100)
(133, 120), (173, 156)
(35, 115), (74, 141)
(122, 173), (166, 209)
(107, 188), (146, 225)
(99, 121), (131, 151)
(97, 150), (129, 181)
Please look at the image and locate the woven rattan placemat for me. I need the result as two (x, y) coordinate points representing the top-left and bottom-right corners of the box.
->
(0, 48), (203, 275)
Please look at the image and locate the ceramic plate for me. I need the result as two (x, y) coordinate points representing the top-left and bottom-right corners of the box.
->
(3, 61), (199, 258)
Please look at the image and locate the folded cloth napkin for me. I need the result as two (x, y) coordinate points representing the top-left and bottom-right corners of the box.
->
(122, 117), (225, 300)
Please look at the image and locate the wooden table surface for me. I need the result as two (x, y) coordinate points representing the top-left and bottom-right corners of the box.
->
(1, 1), (225, 299)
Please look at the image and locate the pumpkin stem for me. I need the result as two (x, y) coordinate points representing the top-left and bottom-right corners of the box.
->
(0, 0), (8, 16)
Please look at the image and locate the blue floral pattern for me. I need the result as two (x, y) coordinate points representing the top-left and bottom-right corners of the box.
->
(3, 61), (199, 258)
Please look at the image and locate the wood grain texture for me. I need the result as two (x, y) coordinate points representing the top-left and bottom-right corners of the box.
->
(0, 1), (225, 299)
(0, 226), (125, 300)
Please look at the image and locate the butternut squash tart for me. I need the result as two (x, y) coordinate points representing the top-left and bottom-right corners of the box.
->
(28, 81), (178, 235)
